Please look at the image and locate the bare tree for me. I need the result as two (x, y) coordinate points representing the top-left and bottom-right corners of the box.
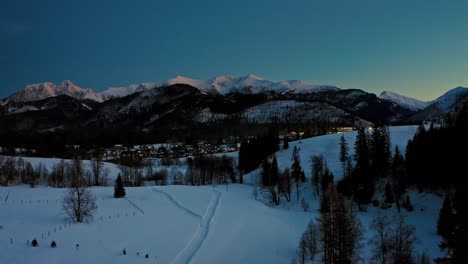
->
(49, 160), (66, 187)
(370, 214), (417, 264)
(311, 155), (325, 198)
(144, 159), (154, 181)
(63, 185), (97, 222)
(370, 212), (393, 264)
(391, 216), (417, 263)
(278, 168), (291, 202)
(24, 162), (35, 187)
(67, 157), (84, 187)
(90, 156), (104, 186)
(298, 219), (320, 264)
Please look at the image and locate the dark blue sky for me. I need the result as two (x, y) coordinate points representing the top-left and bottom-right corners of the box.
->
(2, 0), (468, 100)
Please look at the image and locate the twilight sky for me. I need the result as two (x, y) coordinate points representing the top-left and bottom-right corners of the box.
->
(2, 0), (468, 101)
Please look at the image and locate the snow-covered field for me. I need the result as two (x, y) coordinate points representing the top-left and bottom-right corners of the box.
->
(0, 125), (444, 263)
(0, 185), (310, 264)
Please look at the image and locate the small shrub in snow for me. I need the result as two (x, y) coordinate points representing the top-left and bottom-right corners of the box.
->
(145, 254), (149, 258)
(51, 240), (57, 248)
(31, 239), (38, 247)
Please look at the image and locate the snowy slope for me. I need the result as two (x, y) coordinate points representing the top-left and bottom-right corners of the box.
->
(244, 125), (422, 185)
(98, 83), (157, 100)
(195, 100), (371, 126)
(410, 86), (468, 121)
(379, 91), (430, 111)
(431, 86), (468, 111)
(4, 81), (102, 103)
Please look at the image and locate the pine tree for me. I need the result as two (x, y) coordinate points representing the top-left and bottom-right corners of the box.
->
(354, 128), (370, 173)
(438, 194), (455, 253)
(353, 127), (373, 208)
(261, 160), (271, 186)
(453, 186), (468, 264)
(114, 174), (126, 198)
(339, 134), (349, 177)
(283, 137), (289, 149)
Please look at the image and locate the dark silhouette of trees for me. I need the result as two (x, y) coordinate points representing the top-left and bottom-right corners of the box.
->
(114, 175), (126, 198)
(238, 126), (279, 174)
(319, 184), (362, 264)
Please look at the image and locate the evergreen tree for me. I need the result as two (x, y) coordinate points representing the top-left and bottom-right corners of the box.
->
(283, 137), (289, 149)
(354, 128), (370, 173)
(452, 186), (468, 263)
(438, 194), (455, 253)
(114, 174), (126, 198)
(261, 160), (271, 186)
(370, 126), (391, 178)
(353, 128), (374, 209)
(339, 134), (349, 177)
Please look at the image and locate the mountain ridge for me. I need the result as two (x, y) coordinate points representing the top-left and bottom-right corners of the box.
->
(379, 91), (431, 111)
(2, 75), (341, 103)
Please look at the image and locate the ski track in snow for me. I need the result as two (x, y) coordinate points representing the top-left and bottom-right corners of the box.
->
(152, 188), (202, 221)
(153, 188), (221, 264)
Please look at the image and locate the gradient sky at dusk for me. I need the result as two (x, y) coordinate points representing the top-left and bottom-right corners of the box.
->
(2, 0), (468, 101)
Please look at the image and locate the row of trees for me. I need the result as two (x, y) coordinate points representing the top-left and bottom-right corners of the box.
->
(186, 155), (235, 186)
(298, 184), (422, 264)
(0, 155), (108, 188)
(335, 126), (411, 212)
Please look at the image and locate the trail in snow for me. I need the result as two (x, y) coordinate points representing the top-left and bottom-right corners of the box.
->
(153, 187), (221, 264)
(152, 188), (202, 221)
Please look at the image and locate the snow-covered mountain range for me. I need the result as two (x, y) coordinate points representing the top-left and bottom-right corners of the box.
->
(161, 75), (340, 95)
(379, 91), (431, 111)
(2, 75), (340, 103)
(2, 76), (467, 125)
(3, 80), (102, 103)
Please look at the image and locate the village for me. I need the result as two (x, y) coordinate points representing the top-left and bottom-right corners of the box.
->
(101, 142), (239, 161)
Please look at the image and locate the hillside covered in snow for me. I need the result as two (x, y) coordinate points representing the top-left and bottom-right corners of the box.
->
(0, 125), (446, 263)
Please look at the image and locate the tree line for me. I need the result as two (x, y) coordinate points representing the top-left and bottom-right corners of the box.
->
(0, 155), (108, 188)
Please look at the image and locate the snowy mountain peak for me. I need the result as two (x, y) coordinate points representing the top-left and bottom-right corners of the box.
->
(4, 75), (339, 103)
(157, 75), (339, 95)
(379, 91), (431, 111)
(4, 81), (103, 103)
(431, 86), (468, 111)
